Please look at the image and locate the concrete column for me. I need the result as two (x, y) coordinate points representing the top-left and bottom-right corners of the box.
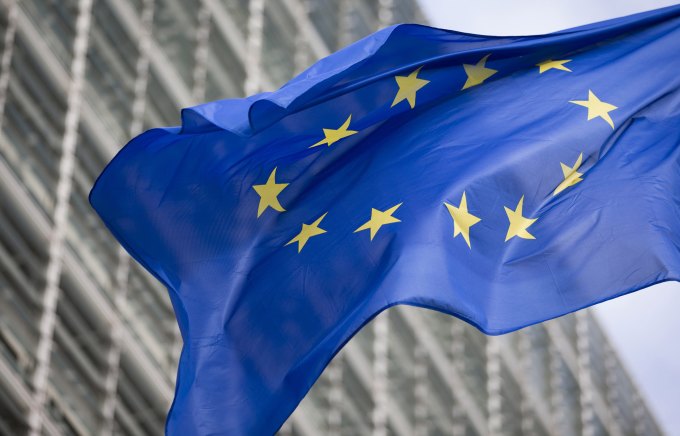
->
(486, 336), (502, 436)
(278, 420), (293, 436)
(632, 390), (647, 436)
(371, 312), (389, 436)
(413, 344), (428, 436)
(28, 0), (94, 434)
(192, 0), (212, 103)
(549, 341), (565, 434)
(378, 0), (394, 29)
(243, 0), (265, 95)
(0, 0), (17, 132)
(520, 331), (537, 436)
(450, 320), (465, 436)
(99, 1), (155, 434)
(337, 0), (355, 50)
(326, 353), (344, 436)
(577, 311), (595, 436)
(604, 342), (621, 431)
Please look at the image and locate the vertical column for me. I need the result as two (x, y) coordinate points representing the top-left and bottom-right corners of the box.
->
(378, 0), (394, 29)
(0, 0), (17, 132)
(293, 0), (310, 75)
(371, 312), (389, 436)
(278, 420), (293, 436)
(632, 390), (646, 436)
(549, 342), (565, 434)
(577, 311), (595, 436)
(191, 0), (211, 103)
(337, 0), (355, 50)
(413, 344), (428, 436)
(603, 342), (620, 432)
(28, 0), (94, 434)
(519, 331), (536, 436)
(99, 1), (155, 434)
(450, 321), (465, 436)
(293, 34), (309, 76)
(243, 0), (265, 96)
(486, 336), (502, 436)
(326, 354), (344, 436)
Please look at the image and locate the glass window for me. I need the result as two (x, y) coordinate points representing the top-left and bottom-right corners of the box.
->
(0, 210), (44, 375)
(116, 365), (167, 433)
(21, 0), (79, 70)
(2, 35), (66, 218)
(85, 0), (139, 139)
(67, 126), (121, 307)
(50, 292), (108, 434)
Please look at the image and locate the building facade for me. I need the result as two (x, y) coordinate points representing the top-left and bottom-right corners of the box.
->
(0, 0), (663, 435)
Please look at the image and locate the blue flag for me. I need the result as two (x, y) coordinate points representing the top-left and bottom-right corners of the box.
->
(91, 5), (680, 435)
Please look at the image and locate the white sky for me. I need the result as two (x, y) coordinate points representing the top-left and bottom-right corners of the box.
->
(418, 1), (680, 434)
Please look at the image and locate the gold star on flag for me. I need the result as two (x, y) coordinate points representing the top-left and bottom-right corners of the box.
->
(504, 196), (537, 242)
(252, 167), (289, 217)
(462, 54), (497, 90)
(570, 90), (618, 129)
(537, 59), (572, 74)
(444, 192), (481, 249)
(310, 115), (358, 148)
(391, 66), (430, 109)
(553, 153), (584, 196)
(354, 203), (402, 240)
(286, 213), (328, 252)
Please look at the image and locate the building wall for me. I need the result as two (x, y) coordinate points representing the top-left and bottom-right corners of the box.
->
(0, 0), (662, 435)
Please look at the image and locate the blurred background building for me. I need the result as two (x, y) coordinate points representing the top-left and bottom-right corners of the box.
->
(0, 0), (664, 435)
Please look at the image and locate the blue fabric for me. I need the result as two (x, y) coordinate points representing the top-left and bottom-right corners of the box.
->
(91, 5), (680, 435)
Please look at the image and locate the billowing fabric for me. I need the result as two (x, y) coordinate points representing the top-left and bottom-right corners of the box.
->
(91, 5), (680, 435)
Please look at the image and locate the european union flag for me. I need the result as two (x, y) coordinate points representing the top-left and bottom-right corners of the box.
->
(91, 5), (680, 435)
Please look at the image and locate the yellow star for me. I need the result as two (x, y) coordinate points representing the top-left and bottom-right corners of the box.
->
(504, 196), (537, 242)
(553, 153), (584, 196)
(570, 90), (618, 129)
(310, 115), (358, 148)
(286, 213), (328, 252)
(462, 54), (497, 90)
(391, 66), (430, 109)
(354, 203), (402, 240)
(537, 59), (572, 74)
(252, 167), (289, 217)
(444, 192), (481, 249)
